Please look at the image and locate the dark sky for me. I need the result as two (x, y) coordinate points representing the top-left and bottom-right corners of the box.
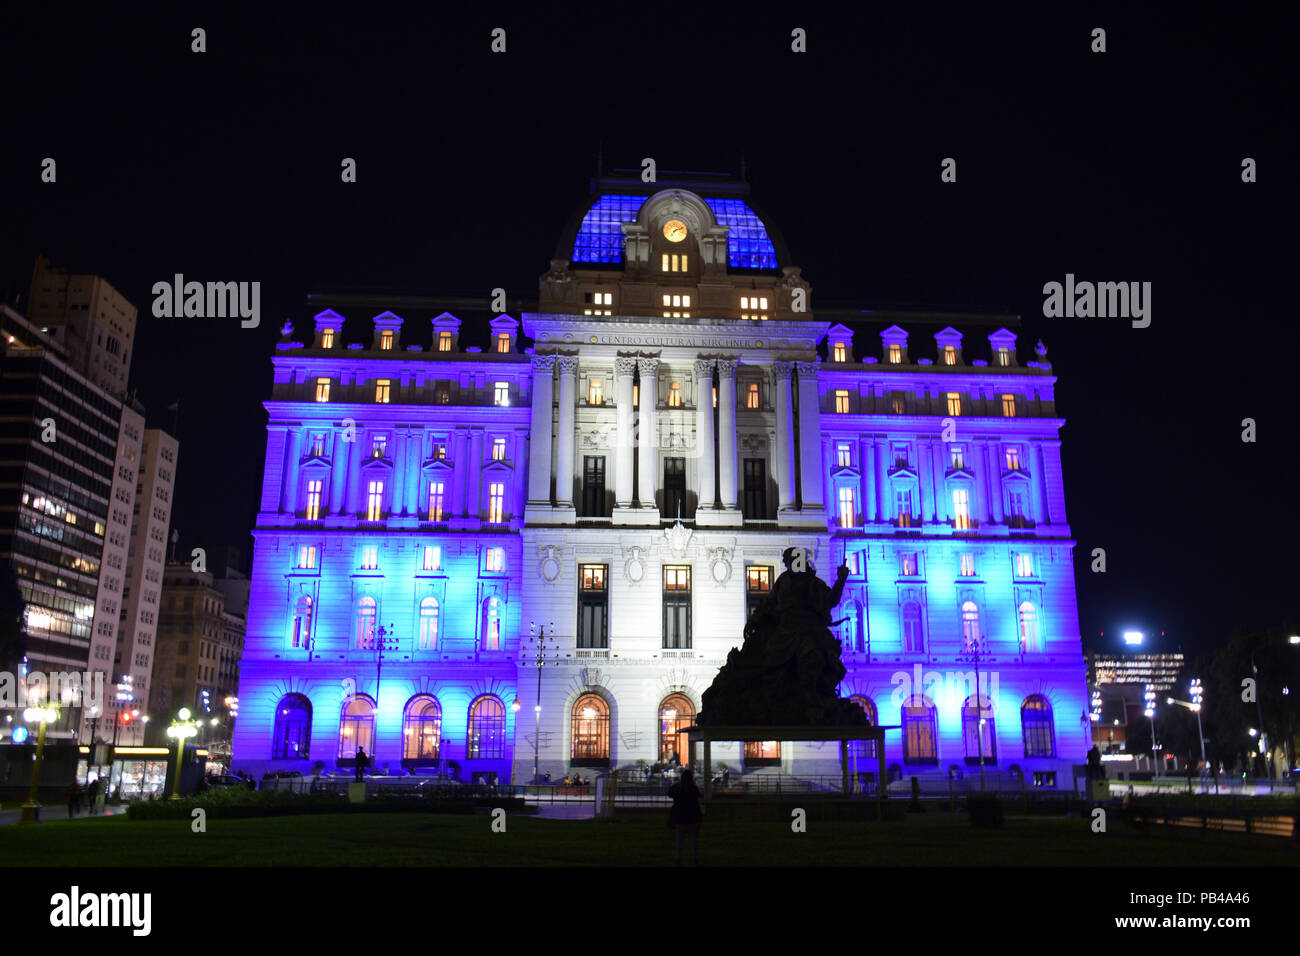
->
(3, 7), (1293, 657)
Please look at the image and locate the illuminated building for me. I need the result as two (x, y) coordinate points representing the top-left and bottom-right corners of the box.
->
(232, 171), (1090, 787)
(1087, 646), (1185, 753)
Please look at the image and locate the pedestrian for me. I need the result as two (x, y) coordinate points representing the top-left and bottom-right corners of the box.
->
(668, 768), (704, 865)
(355, 747), (369, 783)
(66, 781), (81, 818)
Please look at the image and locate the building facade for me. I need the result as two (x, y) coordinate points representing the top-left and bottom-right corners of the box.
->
(27, 256), (137, 397)
(232, 173), (1090, 787)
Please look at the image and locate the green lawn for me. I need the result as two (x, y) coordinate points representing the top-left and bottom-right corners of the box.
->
(1, 810), (1295, 866)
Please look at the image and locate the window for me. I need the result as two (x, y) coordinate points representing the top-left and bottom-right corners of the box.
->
(890, 392), (906, 415)
(438, 331), (452, 351)
(403, 696), (441, 759)
(996, 347), (1011, 367)
(949, 445), (965, 470)
(1019, 601), (1039, 652)
(583, 290), (614, 315)
(588, 378), (604, 405)
(481, 596), (503, 650)
(662, 458), (686, 520)
(663, 566), (691, 648)
(485, 548), (505, 572)
(942, 345), (956, 365)
(375, 380), (392, 403)
(712, 386), (717, 408)
(488, 482), (505, 523)
(309, 433), (326, 457)
(832, 341), (847, 362)
(838, 486), (855, 529)
(742, 458), (766, 519)
(1001, 393), (1016, 417)
(744, 741), (781, 762)
(271, 694), (311, 759)
(1004, 446), (1022, 471)
(745, 566), (772, 620)
(849, 695), (877, 758)
(491, 437), (506, 461)
(963, 696), (996, 765)
(433, 442), (447, 460)
(1008, 491), (1028, 527)
(578, 564), (608, 649)
(582, 456), (606, 517)
(494, 382), (510, 406)
(834, 390), (850, 414)
(315, 378), (331, 402)
(571, 694), (611, 765)
(836, 442), (852, 468)
(902, 696), (937, 764)
(946, 392), (962, 416)
(418, 597), (440, 649)
(360, 546), (379, 570)
(841, 600), (865, 653)
(366, 481), (384, 520)
(428, 482), (446, 521)
(355, 596), (377, 648)
(900, 552), (919, 576)
(659, 694), (695, 764)
(379, 330), (394, 350)
(1015, 552), (1033, 577)
(661, 294), (691, 318)
(739, 296), (769, 319)
(887, 344), (902, 364)
(496, 332), (511, 353)
(895, 490), (913, 528)
(296, 546), (317, 570)
(467, 696), (505, 758)
(667, 382), (682, 407)
(321, 328), (335, 349)
(960, 601), (981, 651)
(952, 489), (971, 529)
(633, 383), (640, 406)
(371, 435), (387, 459)
(1022, 695), (1056, 758)
(304, 480), (322, 520)
(434, 382), (451, 404)
(339, 696), (375, 760)
(960, 553), (976, 577)
(902, 602), (925, 653)
(291, 595), (312, 649)
(746, 383), (760, 409)
(421, 545), (440, 571)
(661, 253), (688, 273)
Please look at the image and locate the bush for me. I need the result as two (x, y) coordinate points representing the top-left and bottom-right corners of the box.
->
(127, 788), (348, 821)
(968, 795), (1004, 828)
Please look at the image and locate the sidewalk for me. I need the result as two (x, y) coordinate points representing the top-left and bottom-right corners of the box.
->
(0, 805), (128, 825)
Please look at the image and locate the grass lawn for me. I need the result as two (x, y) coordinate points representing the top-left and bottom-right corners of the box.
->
(1, 809), (1295, 866)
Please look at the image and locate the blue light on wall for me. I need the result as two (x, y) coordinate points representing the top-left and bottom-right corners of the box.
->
(704, 198), (779, 269)
(572, 195), (647, 263)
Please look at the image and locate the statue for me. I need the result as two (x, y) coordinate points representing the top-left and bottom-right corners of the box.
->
(698, 548), (868, 726)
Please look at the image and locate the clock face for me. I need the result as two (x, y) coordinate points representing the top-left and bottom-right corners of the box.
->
(663, 219), (688, 243)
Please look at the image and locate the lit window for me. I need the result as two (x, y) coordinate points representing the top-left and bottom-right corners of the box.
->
(418, 598), (439, 649)
(1005, 446), (1022, 471)
(491, 438), (506, 461)
(1019, 602), (1038, 652)
(304, 480), (322, 520)
(902, 694), (937, 761)
(494, 382), (509, 406)
(428, 482), (445, 521)
(371, 435), (387, 459)
(895, 490), (914, 527)
(360, 547), (379, 571)
(961, 601), (981, 649)
(952, 489), (971, 529)
(496, 332), (511, 353)
(902, 605), (925, 653)
(588, 378), (604, 405)
(291, 596), (312, 649)
(433, 442), (447, 460)
(668, 382), (682, 407)
(712, 386), (717, 409)
(1015, 552), (1033, 577)
(581, 564), (606, 590)
(960, 553), (975, 577)
(632, 384), (639, 406)
(746, 383), (759, 409)
(890, 392), (905, 415)
(834, 390), (850, 414)
(901, 553), (919, 576)
(950, 445), (965, 470)
(1001, 394), (1016, 417)
(422, 546), (440, 571)
(833, 341), (847, 362)
(485, 547), (505, 572)
(355, 597), (377, 648)
(661, 254), (688, 273)
(838, 487), (855, 528)
(366, 481), (384, 521)
(482, 597), (502, 650)
(942, 345), (956, 365)
(320, 328), (335, 349)
(739, 296), (769, 319)
(1008, 491), (1028, 525)
(404, 698), (441, 757)
(488, 482), (505, 523)
(836, 442), (852, 467)
(315, 378), (331, 402)
(996, 348), (1011, 367)
(297, 546), (317, 569)
(946, 392), (962, 416)
(309, 433), (326, 457)
(375, 379), (391, 403)
(888, 344), (902, 364)
(379, 330), (394, 350)
(435, 382), (451, 404)
(438, 331), (452, 351)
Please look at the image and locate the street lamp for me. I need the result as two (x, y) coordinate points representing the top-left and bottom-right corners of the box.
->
(1143, 685), (1160, 774)
(1167, 677), (1207, 791)
(166, 708), (199, 799)
(956, 628), (991, 791)
(522, 622), (559, 786)
(510, 700), (521, 785)
(18, 704), (60, 825)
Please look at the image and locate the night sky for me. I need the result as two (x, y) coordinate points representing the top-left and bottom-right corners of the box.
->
(2, 8), (1292, 657)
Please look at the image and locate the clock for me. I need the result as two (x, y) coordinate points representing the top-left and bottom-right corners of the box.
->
(662, 219), (688, 242)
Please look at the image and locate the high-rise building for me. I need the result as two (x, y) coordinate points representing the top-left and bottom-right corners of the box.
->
(232, 172), (1090, 788)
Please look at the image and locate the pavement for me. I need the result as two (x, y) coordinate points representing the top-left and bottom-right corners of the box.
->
(0, 805), (128, 825)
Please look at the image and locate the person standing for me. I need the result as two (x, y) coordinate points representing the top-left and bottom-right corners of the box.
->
(354, 747), (369, 783)
(668, 768), (704, 865)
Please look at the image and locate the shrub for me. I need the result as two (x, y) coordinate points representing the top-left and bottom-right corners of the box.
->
(126, 788), (348, 821)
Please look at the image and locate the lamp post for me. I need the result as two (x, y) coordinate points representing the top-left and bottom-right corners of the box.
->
(510, 699), (521, 785)
(166, 708), (199, 799)
(1143, 685), (1160, 775)
(956, 629), (990, 791)
(522, 621), (559, 786)
(1167, 678), (1207, 792)
(18, 704), (60, 825)
(373, 624), (399, 768)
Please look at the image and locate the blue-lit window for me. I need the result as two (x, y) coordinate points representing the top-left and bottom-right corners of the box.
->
(1022, 695), (1056, 758)
(339, 695), (375, 760)
(850, 695), (876, 758)
(271, 693), (311, 760)
(572, 195), (647, 264)
(902, 695), (937, 765)
(467, 695), (506, 758)
(704, 198), (778, 269)
(963, 696), (996, 765)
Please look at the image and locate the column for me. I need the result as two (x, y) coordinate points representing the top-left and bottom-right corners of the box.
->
(614, 358), (636, 507)
(932, 439), (948, 523)
(636, 358), (659, 508)
(861, 437), (876, 522)
(279, 427), (302, 513)
(515, 429), (529, 519)
(451, 429), (468, 515)
(392, 430), (408, 516)
(527, 355), (555, 505)
(795, 363), (824, 511)
(1039, 440), (1067, 524)
(716, 359), (738, 510)
(405, 430), (422, 515)
(985, 442), (1003, 523)
(774, 362), (796, 511)
(347, 428), (364, 515)
(875, 436), (890, 523)
(971, 441), (990, 523)
(554, 356), (578, 507)
(329, 428), (349, 515)
(468, 428), (485, 518)
(693, 359), (715, 510)
(1028, 442), (1047, 525)
(918, 440), (934, 523)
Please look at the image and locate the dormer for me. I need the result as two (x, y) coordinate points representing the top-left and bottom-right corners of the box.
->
(935, 326), (963, 366)
(988, 328), (1018, 368)
(432, 313), (461, 353)
(489, 315), (519, 355)
(371, 311), (403, 352)
(827, 323), (854, 364)
(313, 309), (345, 349)
(880, 325), (909, 365)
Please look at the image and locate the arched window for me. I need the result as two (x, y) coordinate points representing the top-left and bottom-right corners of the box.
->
(481, 596), (502, 651)
(960, 601), (981, 650)
(1018, 601), (1038, 653)
(842, 600), (865, 653)
(571, 693), (611, 766)
(850, 694), (877, 759)
(1021, 695), (1056, 758)
(902, 695), (937, 765)
(467, 695), (505, 758)
(658, 693), (694, 765)
(418, 597), (439, 650)
(355, 596), (377, 649)
(962, 695), (996, 765)
(403, 695), (442, 760)
(339, 695), (375, 760)
(291, 595), (312, 649)
(902, 602), (924, 653)
(272, 693), (311, 759)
